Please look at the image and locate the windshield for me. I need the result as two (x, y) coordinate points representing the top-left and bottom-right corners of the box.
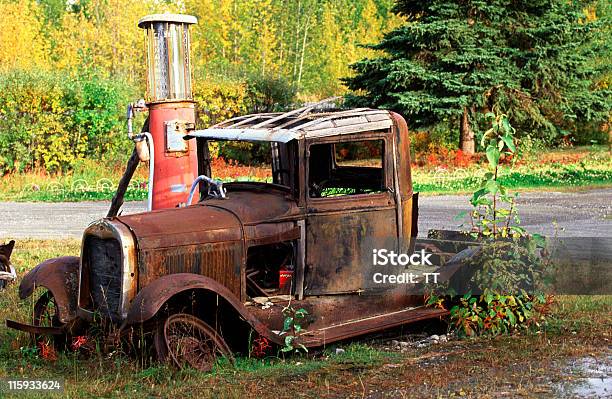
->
(198, 139), (297, 191)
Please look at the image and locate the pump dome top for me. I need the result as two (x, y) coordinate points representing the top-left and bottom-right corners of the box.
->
(138, 13), (197, 28)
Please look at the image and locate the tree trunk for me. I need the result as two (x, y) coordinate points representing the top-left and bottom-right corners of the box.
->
(607, 121), (611, 153)
(292, 0), (302, 80)
(297, 15), (311, 89)
(460, 107), (475, 154)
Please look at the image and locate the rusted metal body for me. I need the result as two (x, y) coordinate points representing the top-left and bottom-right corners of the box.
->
(18, 256), (79, 323)
(10, 108), (467, 353)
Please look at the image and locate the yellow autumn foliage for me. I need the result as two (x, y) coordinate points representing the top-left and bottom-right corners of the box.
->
(0, 0), (411, 173)
(50, 0), (167, 83)
(0, 1), (49, 71)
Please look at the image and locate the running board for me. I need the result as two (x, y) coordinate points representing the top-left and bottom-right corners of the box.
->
(299, 306), (449, 347)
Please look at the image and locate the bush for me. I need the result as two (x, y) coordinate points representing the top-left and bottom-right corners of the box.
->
(193, 79), (248, 128)
(0, 70), (133, 174)
(245, 74), (297, 113)
(65, 72), (133, 161)
(192, 76), (296, 165)
(447, 290), (554, 337)
(428, 238), (555, 338)
(427, 114), (555, 337)
(0, 70), (70, 173)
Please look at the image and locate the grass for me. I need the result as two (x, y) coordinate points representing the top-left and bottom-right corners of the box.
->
(0, 159), (149, 202)
(0, 240), (610, 398)
(0, 147), (610, 202)
(411, 146), (612, 195)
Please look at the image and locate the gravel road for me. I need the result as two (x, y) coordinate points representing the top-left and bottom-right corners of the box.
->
(1, 188), (611, 239)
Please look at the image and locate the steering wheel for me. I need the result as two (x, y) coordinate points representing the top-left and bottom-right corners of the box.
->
(187, 175), (226, 205)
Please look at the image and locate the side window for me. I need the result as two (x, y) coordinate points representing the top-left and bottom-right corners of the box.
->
(308, 139), (386, 198)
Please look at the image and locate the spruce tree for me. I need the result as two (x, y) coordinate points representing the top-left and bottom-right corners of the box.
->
(344, 0), (611, 153)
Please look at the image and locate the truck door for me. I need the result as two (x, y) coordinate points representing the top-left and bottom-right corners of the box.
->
(303, 133), (397, 295)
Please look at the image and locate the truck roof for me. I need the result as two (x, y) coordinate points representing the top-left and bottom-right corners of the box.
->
(185, 99), (394, 143)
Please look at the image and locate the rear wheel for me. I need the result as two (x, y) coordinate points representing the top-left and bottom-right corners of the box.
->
(154, 313), (234, 372)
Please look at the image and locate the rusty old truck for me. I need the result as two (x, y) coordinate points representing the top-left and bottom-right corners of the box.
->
(7, 104), (475, 371)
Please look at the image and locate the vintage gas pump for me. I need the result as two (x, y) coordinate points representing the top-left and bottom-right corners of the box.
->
(128, 14), (199, 211)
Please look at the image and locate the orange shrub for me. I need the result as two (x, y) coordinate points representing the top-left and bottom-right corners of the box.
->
(210, 157), (271, 180)
(413, 143), (479, 169)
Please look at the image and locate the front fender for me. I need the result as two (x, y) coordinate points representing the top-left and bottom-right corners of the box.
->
(19, 256), (79, 323)
(125, 273), (282, 345)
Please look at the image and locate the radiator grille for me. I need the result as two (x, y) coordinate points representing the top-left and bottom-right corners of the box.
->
(85, 237), (123, 322)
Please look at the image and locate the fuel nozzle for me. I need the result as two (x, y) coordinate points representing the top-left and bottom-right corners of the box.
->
(127, 99), (148, 140)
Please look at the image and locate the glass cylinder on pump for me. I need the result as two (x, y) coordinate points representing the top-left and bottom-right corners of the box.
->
(138, 14), (199, 210)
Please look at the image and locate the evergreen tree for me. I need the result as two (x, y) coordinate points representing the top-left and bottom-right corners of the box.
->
(344, 0), (611, 153)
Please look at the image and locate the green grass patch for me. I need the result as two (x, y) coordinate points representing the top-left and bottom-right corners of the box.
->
(0, 159), (149, 202)
(413, 156), (612, 195)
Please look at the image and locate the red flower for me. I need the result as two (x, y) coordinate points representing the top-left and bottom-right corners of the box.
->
(71, 335), (88, 351)
(251, 336), (271, 358)
(38, 341), (57, 361)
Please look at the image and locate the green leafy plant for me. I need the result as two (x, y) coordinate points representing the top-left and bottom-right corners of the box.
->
(465, 113), (524, 239)
(279, 304), (308, 353)
(429, 113), (556, 337)
(19, 345), (39, 360)
(449, 290), (553, 337)
(470, 238), (548, 291)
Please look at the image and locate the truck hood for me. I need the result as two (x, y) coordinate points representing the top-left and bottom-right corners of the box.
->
(113, 184), (300, 297)
(205, 183), (299, 224)
(116, 184), (300, 250)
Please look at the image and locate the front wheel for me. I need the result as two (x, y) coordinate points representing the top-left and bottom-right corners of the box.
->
(32, 291), (67, 348)
(154, 313), (234, 372)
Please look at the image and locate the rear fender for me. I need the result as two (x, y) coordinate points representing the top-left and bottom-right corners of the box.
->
(19, 256), (79, 324)
(125, 273), (282, 345)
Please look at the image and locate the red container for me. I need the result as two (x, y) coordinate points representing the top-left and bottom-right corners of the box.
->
(148, 101), (198, 210)
(279, 270), (294, 294)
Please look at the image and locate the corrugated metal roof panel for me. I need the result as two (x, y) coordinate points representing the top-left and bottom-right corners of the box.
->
(185, 104), (394, 143)
(186, 128), (299, 143)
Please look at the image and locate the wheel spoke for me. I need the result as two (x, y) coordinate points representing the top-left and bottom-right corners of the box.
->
(160, 314), (233, 372)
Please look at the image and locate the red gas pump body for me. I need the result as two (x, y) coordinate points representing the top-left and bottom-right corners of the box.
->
(148, 102), (198, 210)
